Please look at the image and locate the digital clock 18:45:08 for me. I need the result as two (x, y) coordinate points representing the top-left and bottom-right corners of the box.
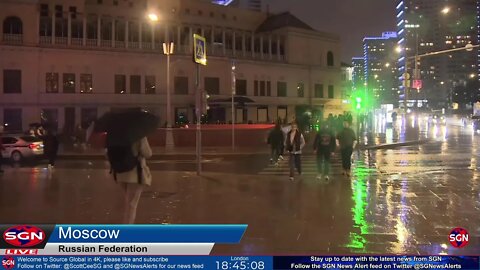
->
(216, 260), (265, 270)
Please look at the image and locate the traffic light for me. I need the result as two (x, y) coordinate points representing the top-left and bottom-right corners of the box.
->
(355, 97), (362, 110)
(201, 91), (210, 115)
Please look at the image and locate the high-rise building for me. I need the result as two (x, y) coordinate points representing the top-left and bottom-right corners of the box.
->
(396, 0), (478, 109)
(363, 32), (399, 105)
(352, 57), (365, 92)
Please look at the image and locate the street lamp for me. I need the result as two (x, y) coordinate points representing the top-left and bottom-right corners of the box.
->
(163, 42), (175, 150)
(441, 7), (450, 15)
(147, 13), (159, 22)
(148, 12), (175, 150)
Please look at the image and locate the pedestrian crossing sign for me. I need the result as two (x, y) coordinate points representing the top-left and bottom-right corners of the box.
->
(193, 34), (207, 65)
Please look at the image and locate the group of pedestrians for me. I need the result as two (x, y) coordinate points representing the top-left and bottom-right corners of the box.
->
(268, 119), (357, 181)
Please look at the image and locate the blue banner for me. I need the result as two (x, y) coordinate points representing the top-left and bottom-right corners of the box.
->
(273, 256), (479, 269)
(47, 225), (247, 244)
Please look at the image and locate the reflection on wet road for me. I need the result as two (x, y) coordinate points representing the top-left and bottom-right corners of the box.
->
(0, 124), (479, 255)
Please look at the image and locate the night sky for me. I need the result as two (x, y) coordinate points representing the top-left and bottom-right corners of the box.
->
(266, 0), (397, 62)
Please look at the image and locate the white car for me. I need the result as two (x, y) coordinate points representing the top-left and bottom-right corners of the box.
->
(1, 135), (44, 162)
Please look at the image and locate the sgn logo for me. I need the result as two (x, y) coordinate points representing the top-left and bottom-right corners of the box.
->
(3, 225), (45, 248)
(449, 227), (469, 248)
(1, 256), (15, 270)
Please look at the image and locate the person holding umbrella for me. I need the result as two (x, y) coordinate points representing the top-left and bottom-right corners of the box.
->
(94, 109), (157, 224)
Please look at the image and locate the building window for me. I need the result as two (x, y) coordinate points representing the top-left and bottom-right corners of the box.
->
(327, 51), (334, 67)
(55, 5), (63, 18)
(3, 17), (23, 35)
(314, 84), (324, 98)
(115, 74), (126, 94)
(266, 81), (271, 96)
(328, 85), (334, 98)
(46, 73), (59, 93)
(145, 75), (156, 94)
(80, 74), (93, 93)
(174, 76), (188, 95)
(277, 82), (287, 97)
(3, 108), (22, 132)
(40, 4), (49, 17)
(254, 80), (259, 96)
(63, 73), (75, 93)
(257, 106), (268, 123)
(81, 108), (97, 126)
(204, 77), (220, 95)
(235, 79), (247, 95)
(3, 70), (21, 94)
(130, 75), (141, 94)
(260, 81), (265, 96)
(297, 82), (304, 97)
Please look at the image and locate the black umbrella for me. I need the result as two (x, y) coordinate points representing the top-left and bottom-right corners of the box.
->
(94, 109), (159, 146)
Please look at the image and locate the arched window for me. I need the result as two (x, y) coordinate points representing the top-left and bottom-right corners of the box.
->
(327, 51), (334, 67)
(3, 16), (23, 34)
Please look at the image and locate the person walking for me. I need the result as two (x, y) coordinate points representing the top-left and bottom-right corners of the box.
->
(285, 122), (305, 181)
(108, 136), (152, 224)
(313, 123), (336, 181)
(43, 130), (59, 170)
(267, 123), (284, 165)
(336, 120), (357, 177)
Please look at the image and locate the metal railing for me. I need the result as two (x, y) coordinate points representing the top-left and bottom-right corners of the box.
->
(55, 37), (67, 45)
(2, 34), (22, 44)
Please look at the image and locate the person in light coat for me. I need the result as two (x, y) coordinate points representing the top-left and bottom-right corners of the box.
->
(115, 137), (152, 224)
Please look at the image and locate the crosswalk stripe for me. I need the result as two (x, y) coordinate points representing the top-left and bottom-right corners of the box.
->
(259, 154), (347, 176)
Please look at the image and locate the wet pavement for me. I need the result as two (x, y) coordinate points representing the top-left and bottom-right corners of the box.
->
(1, 123), (480, 255)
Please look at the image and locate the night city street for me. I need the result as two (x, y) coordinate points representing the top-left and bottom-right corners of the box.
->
(2, 0), (480, 262)
(1, 121), (480, 255)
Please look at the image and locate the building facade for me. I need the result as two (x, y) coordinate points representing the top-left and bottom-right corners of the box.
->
(363, 32), (399, 106)
(351, 57), (365, 92)
(396, 0), (478, 109)
(0, 0), (342, 133)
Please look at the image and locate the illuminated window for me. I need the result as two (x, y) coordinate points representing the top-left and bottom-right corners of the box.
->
(46, 72), (59, 93)
(63, 73), (75, 93)
(80, 74), (93, 93)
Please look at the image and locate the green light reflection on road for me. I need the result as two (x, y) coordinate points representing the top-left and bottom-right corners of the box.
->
(346, 162), (373, 251)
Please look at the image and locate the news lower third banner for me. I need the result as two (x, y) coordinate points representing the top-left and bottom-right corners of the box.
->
(0, 224), (247, 255)
(1, 225), (480, 269)
(2, 256), (480, 270)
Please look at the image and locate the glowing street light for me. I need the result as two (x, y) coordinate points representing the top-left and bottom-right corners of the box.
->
(470, 73), (476, 79)
(441, 7), (450, 15)
(385, 63), (391, 68)
(395, 46), (403, 53)
(147, 13), (159, 22)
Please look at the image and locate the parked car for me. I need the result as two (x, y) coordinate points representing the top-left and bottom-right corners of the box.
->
(1, 135), (44, 162)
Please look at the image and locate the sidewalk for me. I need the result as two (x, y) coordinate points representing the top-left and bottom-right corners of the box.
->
(58, 136), (431, 159)
(58, 146), (270, 159)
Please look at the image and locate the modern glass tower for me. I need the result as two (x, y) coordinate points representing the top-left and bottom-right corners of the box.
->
(396, 0), (478, 109)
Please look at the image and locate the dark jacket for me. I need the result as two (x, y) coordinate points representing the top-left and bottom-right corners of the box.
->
(313, 128), (336, 153)
(267, 128), (284, 148)
(43, 134), (59, 156)
(285, 130), (305, 153)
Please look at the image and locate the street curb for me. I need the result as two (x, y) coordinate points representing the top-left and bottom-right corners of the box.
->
(58, 151), (269, 160)
(359, 139), (432, 150)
